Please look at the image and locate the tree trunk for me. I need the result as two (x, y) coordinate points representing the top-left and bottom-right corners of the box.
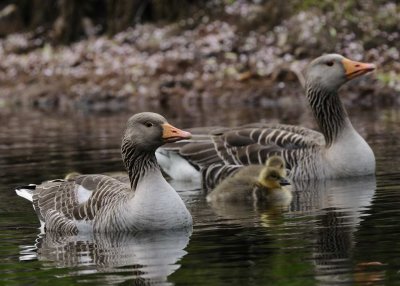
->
(152, 0), (189, 22)
(107, 0), (141, 35)
(0, 4), (22, 36)
(52, 0), (83, 44)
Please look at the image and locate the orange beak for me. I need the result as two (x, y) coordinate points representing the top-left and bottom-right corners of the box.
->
(162, 123), (191, 143)
(342, 58), (376, 80)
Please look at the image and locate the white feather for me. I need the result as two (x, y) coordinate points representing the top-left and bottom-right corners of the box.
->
(156, 149), (201, 181)
(15, 187), (34, 202)
(76, 185), (93, 204)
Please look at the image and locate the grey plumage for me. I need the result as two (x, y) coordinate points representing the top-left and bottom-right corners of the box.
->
(158, 54), (376, 183)
(16, 112), (193, 233)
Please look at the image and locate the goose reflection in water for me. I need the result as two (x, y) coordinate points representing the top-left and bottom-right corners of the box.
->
(208, 175), (379, 284)
(20, 229), (191, 284)
(291, 176), (378, 284)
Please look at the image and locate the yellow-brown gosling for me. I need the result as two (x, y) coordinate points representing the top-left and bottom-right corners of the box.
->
(206, 156), (292, 206)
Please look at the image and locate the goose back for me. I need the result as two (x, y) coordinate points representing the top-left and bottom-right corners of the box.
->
(179, 124), (324, 167)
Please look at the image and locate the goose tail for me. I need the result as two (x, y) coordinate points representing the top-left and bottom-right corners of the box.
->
(15, 184), (36, 202)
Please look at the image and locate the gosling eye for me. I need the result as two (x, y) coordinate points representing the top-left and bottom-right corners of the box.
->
(270, 174), (279, 180)
(325, 61), (334, 67)
(144, 122), (154, 128)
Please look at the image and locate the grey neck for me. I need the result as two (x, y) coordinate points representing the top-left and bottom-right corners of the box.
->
(121, 139), (159, 189)
(306, 82), (349, 147)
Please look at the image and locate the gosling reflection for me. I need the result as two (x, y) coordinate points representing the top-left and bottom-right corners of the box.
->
(21, 229), (191, 284)
(207, 199), (292, 228)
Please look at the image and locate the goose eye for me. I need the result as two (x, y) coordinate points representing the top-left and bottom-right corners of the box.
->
(326, 61), (334, 67)
(144, 122), (153, 127)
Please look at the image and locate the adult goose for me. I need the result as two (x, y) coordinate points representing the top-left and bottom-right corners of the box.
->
(156, 54), (376, 182)
(206, 156), (292, 205)
(16, 112), (193, 233)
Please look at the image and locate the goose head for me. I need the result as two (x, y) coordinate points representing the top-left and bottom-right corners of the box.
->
(123, 112), (191, 152)
(305, 54), (376, 92)
(258, 156), (290, 189)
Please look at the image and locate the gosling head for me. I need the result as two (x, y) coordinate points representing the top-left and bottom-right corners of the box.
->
(64, 171), (81, 180)
(258, 168), (290, 189)
(266, 155), (286, 176)
(258, 156), (290, 189)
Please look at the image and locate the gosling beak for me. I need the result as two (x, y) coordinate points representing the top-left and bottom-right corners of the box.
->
(162, 123), (192, 143)
(279, 177), (291, 186)
(342, 58), (376, 80)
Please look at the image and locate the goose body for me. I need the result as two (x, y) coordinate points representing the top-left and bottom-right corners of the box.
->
(16, 112), (193, 233)
(207, 156), (292, 205)
(157, 54), (376, 182)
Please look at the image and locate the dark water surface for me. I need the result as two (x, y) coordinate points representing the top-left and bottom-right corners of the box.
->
(1, 103), (400, 285)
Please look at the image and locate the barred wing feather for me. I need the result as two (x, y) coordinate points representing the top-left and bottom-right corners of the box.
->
(32, 175), (132, 234)
(177, 124), (324, 169)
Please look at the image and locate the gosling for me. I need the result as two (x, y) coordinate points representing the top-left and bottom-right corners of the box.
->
(206, 156), (292, 205)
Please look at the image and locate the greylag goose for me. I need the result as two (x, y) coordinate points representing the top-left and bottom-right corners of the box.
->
(206, 156), (292, 204)
(16, 112), (193, 233)
(156, 54), (376, 182)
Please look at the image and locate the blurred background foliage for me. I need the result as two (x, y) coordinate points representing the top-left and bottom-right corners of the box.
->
(0, 0), (399, 110)
(0, 0), (398, 48)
